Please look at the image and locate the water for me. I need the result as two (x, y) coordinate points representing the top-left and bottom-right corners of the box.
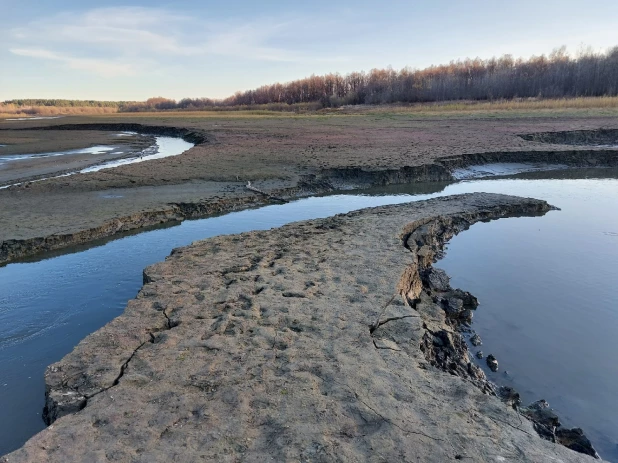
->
(0, 136), (194, 189)
(437, 175), (618, 461)
(0, 169), (617, 458)
(4, 116), (65, 121)
(0, 146), (114, 166)
(79, 136), (193, 173)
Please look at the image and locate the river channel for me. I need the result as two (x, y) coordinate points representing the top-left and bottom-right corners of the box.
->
(1, 168), (617, 459)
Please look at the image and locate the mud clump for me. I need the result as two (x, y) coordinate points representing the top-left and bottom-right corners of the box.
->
(521, 400), (600, 459)
(486, 354), (499, 372)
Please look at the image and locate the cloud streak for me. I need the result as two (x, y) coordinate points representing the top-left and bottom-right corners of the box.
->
(6, 6), (338, 77)
(10, 48), (140, 77)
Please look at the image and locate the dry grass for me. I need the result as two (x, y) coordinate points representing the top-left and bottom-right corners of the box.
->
(2, 96), (617, 121)
(357, 96), (618, 114)
(398, 96), (618, 111)
(0, 105), (119, 119)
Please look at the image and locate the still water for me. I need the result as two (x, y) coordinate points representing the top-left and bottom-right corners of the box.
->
(0, 146), (115, 166)
(0, 136), (194, 189)
(79, 136), (194, 173)
(0, 169), (617, 458)
(438, 173), (618, 461)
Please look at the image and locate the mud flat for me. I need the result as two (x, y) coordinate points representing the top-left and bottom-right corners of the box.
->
(2, 116), (618, 266)
(2, 193), (600, 462)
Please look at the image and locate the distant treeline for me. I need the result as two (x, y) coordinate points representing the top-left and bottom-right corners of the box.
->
(220, 46), (618, 107)
(122, 46), (618, 111)
(3, 46), (618, 114)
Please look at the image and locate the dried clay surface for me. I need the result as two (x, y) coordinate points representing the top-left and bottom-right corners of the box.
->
(3, 193), (599, 462)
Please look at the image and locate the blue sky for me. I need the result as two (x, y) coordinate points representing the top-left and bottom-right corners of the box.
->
(1, 0), (617, 101)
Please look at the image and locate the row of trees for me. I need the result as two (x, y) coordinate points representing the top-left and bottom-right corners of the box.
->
(5, 47), (618, 112)
(120, 97), (217, 112)
(221, 47), (618, 107)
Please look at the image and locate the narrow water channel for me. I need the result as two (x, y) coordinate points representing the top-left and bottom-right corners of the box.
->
(0, 135), (194, 189)
(0, 146), (115, 165)
(1, 169), (617, 459)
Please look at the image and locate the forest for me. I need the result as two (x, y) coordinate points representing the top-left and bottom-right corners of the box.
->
(3, 46), (618, 114)
(220, 46), (618, 107)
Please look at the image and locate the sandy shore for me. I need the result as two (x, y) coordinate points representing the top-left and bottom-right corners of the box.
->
(2, 193), (600, 462)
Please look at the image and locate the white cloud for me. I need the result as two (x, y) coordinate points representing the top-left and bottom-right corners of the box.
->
(10, 48), (139, 77)
(6, 6), (340, 77)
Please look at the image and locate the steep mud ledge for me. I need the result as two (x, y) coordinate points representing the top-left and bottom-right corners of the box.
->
(399, 213), (599, 458)
(437, 148), (618, 171)
(3, 193), (600, 462)
(0, 195), (275, 266)
(14, 123), (214, 146)
(520, 128), (618, 145)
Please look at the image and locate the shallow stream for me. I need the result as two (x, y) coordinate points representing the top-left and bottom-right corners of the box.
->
(0, 169), (617, 459)
(0, 135), (194, 189)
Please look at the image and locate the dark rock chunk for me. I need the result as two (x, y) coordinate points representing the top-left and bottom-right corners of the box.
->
(460, 309), (473, 323)
(422, 268), (450, 292)
(556, 428), (600, 459)
(520, 400), (600, 458)
(521, 400), (560, 441)
(470, 333), (482, 346)
(486, 354), (498, 372)
(497, 386), (521, 409)
(442, 297), (463, 315)
(475, 351), (483, 359)
(451, 289), (479, 309)
(466, 362), (486, 382)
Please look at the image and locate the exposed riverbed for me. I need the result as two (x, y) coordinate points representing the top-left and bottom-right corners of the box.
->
(1, 169), (617, 458)
(0, 134), (194, 188)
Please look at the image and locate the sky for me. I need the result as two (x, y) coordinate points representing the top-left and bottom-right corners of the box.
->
(1, 0), (617, 101)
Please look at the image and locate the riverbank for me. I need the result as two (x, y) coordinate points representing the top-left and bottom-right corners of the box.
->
(2, 113), (618, 265)
(2, 193), (600, 461)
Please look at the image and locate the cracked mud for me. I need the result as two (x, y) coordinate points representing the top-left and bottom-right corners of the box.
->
(3, 193), (600, 462)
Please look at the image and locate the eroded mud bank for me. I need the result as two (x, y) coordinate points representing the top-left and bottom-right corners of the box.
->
(21, 123), (213, 146)
(520, 128), (618, 145)
(3, 193), (599, 462)
(1, 125), (617, 266)
(1, 150), (616, 267)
